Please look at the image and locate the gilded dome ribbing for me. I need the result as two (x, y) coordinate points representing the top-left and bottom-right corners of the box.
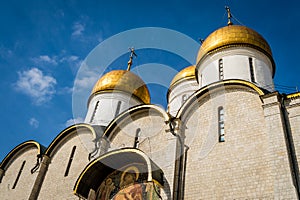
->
(197, 25), (273, 64)
(170, 66), (196, 88)
(91, 70), (150, 104)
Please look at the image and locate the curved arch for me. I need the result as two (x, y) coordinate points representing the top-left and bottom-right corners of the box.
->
(45, 123), (96, 157)
(103, 104), (170, 138)
(0, 140), (43, 170)
(176, 79), (265, 120)
(73, 148), (164, 199)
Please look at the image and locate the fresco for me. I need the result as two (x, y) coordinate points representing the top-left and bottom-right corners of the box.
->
(96, 166), (161, 200)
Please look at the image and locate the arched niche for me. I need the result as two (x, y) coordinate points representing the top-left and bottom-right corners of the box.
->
(74, 148), (164, 200)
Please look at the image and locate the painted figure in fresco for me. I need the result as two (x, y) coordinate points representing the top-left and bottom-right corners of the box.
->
(113, 167), (143, 200)
(97, 178), (116, 200)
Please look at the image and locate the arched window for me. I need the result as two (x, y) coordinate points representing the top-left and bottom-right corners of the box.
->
(134, 128), (141, 148)
(218, 106), (225, 142)
(219, 59), (224, 80)
(64, 146), (76, 177)
(90, 101), (99, 123)
(115, 101), (122, 118)
(249, 57), (256, 82)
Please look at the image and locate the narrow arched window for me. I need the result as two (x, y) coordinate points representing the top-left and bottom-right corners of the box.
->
(134, 128), (141, 148)
(219, 59), (224, 80)
(64, 146), (76, 177)
(218, 107), (225, 142)
(90, 101), (99, 123)
(182, 94), (188, 104)
(115, 101), (122, 118)
(12, 160), (26, 189)
(249, 57), (256, 82)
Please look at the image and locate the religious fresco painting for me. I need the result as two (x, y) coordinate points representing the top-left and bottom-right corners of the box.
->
(96, 165), (161, 200)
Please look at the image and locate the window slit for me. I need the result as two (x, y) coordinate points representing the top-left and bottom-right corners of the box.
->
(12, 160), (26, 189)
(219, 59), (224, 80)
(249, 57), (256, 82)
(115, 101), (122, 117)
(218, 107), (225, 142)
(64, 146), (76, 177)
(134, 128), (141, 148)
(90, 101), (99, 123)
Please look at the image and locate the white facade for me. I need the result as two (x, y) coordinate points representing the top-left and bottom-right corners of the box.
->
(197, 47), (275, 91)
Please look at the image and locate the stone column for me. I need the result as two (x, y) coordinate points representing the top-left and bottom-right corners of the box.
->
(29, 155), (51, 200)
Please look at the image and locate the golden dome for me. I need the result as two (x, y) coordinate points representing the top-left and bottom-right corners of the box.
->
(91, 70), (150, 104)
(170, 65), (196, 87)
(197, 25), (273, 64)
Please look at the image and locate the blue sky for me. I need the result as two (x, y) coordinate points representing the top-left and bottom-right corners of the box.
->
(0, 0), (300, 161)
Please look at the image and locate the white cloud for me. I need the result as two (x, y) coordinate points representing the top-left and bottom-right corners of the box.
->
(60, 55), (83, 74)
(74, 69), (99, 92)
(65, 117), (84, 127)
(32, 55), (57, 65)
(72, 22), (85, 36)
(57, 86), (73, 95)
(29, 118), (39, 128)
(60, 55), (79, 63)
(15, 68), (57, 105)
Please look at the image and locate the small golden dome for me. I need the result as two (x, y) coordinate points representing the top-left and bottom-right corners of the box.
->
(197, 25), (273, 64)
(91, 70), (150, 104)
(170, 65), (196, 87)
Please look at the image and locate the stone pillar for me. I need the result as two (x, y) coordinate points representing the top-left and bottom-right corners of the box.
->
(29, 155), (51, 200)
(168, 118), (184, 200)
(262, 92), (298, 199)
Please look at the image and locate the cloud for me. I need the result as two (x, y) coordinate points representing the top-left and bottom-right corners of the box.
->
(65, 117), (84, 127)
(72, 22), (85, 36)
(15, 68), (57, 105)
(60, 55), (83, 74)
(29, 118), (39, 128)
(74, 67), (99, 92)
(32, 55), (57, 65)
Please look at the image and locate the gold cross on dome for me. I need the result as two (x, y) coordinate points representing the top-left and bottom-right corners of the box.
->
(225, 6), (233, 26)
(127, 47), (137, 71)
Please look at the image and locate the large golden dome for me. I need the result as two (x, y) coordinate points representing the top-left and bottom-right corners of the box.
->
(170, 65), (196, 88)
(91, 70), (150, 104)
(197, 25), (273, 64)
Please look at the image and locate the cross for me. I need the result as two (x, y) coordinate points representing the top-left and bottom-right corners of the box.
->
(225, 6), (233, 26)
(127, 47), (137, 71)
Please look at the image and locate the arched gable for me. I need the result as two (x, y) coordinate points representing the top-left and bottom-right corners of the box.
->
(0, 140), (43, 170)
(176, 79), (265, 121)
(45, 123), (96, 157)
(103, 104), (170, 140)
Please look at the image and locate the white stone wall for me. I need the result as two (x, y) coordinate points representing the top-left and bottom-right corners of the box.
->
(262, 93), (297, 198)
(168, 79), (198, 116)
(181, 88), (296, 199)
(85, 92), (143, 126)
(197, 47), (274, 91)
(286, 96), (300, 169)
(0, 147), (39, 200)
(38, 130), (94, 200)
(106, 111), (176, 199)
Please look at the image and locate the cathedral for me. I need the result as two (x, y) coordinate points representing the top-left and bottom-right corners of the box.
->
(1, 11), (300, 200)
